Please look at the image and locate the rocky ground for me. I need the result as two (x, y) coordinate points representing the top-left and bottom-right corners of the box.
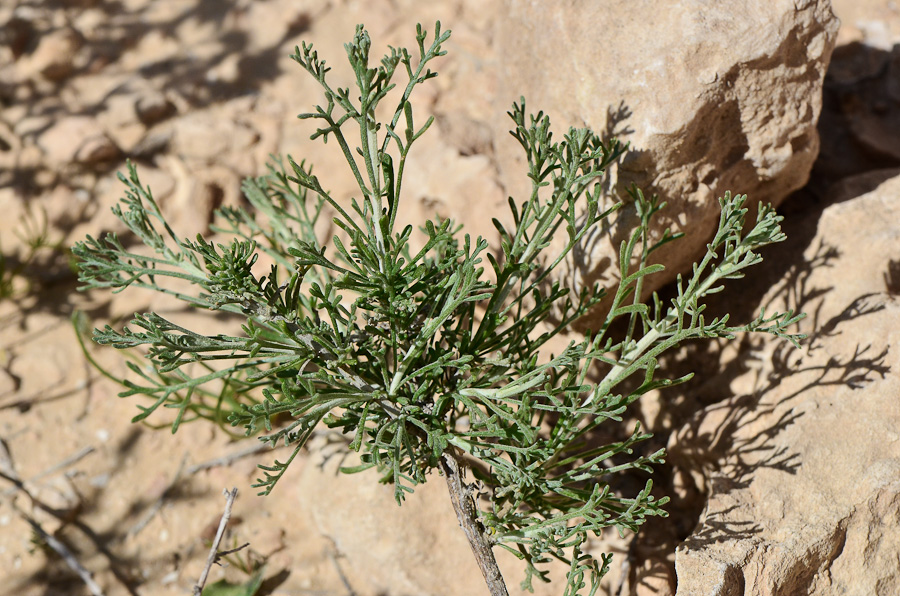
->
(1, 1), (899, 595)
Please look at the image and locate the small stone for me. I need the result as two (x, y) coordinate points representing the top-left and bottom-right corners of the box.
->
(172, 112), (257, 161)
(37, 116), (120, 167)
(38, 116), (98, 164)
(130, 129), (172, 158)
(42, 184), (90, 229)
(205, 53), (240, 85)
(21, 27), (83, 81)
(135, 91), (177, 127)
(74, 132), (119, 165)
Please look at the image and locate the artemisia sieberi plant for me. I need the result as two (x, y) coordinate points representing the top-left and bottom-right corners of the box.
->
(74, 22), (804, 595)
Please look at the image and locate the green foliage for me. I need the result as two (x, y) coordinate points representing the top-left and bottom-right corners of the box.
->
(202, 573), (264, 596)
(200, 542), (266, 596)
(0, 207), (58, 301)
(73, 22), (804, 594)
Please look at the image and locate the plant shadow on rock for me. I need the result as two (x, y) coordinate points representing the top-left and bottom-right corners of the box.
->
(586, 39), (900, 593)
(562, 101), (639, 305)
(608, 240), (892, 592)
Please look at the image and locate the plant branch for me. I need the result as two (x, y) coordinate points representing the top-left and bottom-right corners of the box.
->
(440, 449), (509, 596)
(193, 487), (239, 596)
(19, 506), (106, 596)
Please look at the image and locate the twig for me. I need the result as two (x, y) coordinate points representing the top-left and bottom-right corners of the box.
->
(1, 446), (95, 498)
(0, 445), (105, 596)
(31, 445), (96, 481)
(193, 487), (239, 596)
(439, 450), (509, 596)
(330, 552), (357, 596)
(18, 506), (106, 596)
(216, 542), (250, 558)
(187, 442), (270, 474)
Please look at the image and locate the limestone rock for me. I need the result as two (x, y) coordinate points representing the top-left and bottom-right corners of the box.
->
(74, 131), (120, 165)
(135, 91), (177, 127)
(37, 116), (119, 167)
(171, 111), (258, 162)
(130, 129), (172, 158)
(671, 172), (900, 595)
(829, 0), (900, 47)
(19, 27), (84, 81)
(296, 451), (491, 596)
(495, 0), (839, 322)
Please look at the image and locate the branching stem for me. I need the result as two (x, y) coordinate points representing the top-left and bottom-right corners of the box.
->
(440, 450), (509, 596)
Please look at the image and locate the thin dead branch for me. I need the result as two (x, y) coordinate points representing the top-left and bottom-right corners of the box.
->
(0, 442), (105, 596)
(0, 445), (95, 498)
(193, 487), (239, 596)
(18, 506), (106, 596)
(187, 443), (270, 474)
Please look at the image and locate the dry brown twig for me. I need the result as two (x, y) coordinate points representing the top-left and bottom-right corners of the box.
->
(440, 450), (508, 596)
(193, 487), (240, 596)
(0, 445), (95, 498)
(18, 506), (106, 596)
(0, 439), (104, 596)
(187, 443), (271, 474)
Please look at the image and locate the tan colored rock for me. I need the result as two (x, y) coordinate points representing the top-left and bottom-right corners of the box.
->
(37, 116), (120, 167)
(135, 91), (176, 126)
(130, 129), (172, 158)
(42, 184), (90, 230)
(74, 131), (120, 165)
(171, 111), (258, 162)
(495, 0), (839, 323)
(297, 454), (487, 596)
(96, 92), (145, 151)
(830, 0), (900, 47)
(672, 171), (900, 595)
(19, 27), (83, 81)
